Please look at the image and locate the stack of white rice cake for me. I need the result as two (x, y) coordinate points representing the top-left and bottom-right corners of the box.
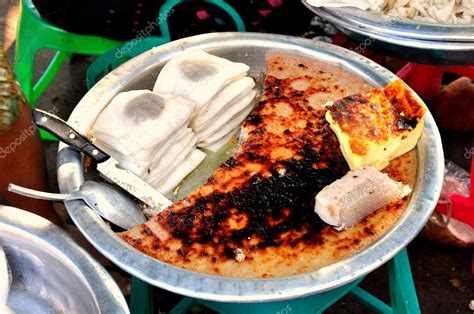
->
(90, 50), (256, 195)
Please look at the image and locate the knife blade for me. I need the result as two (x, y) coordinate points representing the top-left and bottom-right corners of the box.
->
(32, 109), (172, 211)
(96, 158), (172, 210)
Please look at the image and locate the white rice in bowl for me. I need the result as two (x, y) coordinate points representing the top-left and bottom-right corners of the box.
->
(379, 0), (474, 24)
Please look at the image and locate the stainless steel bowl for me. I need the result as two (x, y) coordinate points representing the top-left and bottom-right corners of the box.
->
(303, 1), (474, 65)
(0, 206), (128, 313)
(309, 5), (474, 42)
(57, 32), (444, 302)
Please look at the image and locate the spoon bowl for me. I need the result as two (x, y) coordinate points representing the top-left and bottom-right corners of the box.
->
(8, 181), (146, 230)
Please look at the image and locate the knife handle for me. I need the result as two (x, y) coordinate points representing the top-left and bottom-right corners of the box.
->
(32, 109), (110, 163)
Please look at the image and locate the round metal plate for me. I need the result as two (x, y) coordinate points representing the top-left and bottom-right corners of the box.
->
(313, 6), (474, 42)
(57, 32), (444, 302)
(0, 206), (128, 313)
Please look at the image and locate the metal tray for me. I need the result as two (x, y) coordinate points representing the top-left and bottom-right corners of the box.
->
(308, 4), (474, 42)
(57, 32), (444, 303)
(0, 206), (128, 313)
(303, 1), (474, 65)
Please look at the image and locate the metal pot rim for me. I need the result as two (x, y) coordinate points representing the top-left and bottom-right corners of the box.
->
(0, 206), (128, 312)
(303, 1), (474, 64)
(303, 2), (474, 43)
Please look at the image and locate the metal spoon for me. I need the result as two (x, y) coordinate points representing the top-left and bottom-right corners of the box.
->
(8, 181), (146, 230)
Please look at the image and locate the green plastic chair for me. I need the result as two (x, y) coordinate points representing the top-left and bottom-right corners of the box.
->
(171, 249), (420, 314)
(14, 0), (244, 141)
(13, 0), (122, 140)
(86, 0), (245, 89)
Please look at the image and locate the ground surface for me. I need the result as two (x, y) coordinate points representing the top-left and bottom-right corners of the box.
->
(1, 0), (474, 312)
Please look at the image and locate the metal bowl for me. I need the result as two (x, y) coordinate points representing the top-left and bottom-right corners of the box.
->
(308, 4), (474, 42)
(57, 32), (444, 302)
(303, 1), (474, 65)
(0, 206), (128, 313)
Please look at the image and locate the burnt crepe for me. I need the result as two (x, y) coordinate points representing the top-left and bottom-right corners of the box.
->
(121, 53), (416, 278)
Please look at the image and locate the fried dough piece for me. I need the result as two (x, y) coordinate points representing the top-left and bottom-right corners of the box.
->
(315, 166), (411, 229)
(326, 80), (426, 170)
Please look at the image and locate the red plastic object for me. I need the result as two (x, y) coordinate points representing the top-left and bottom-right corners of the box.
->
(394, 62), (474, 228)
(435, 150), (474, 228)
(196, 10), (210, 20)
(396, 63), (474, 103)
(332, 33), (474, 102)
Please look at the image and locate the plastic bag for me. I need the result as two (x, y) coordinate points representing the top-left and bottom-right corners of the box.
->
(425, 160), (473, 246)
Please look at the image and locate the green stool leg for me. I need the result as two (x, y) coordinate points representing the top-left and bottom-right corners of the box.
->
(174, 277), (364, 314)
(350, 286), (393, 314)
(387, 249), (420, 314)
(32, 51), (68, 141)
(13, 0), (38, 103)
(31, 51), (67, 104)
(130, 277), (154, 314)
(170, 297), (195, 314)
(349, 248), (420, 314)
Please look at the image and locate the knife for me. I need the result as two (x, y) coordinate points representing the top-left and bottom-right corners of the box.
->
(32, 109), (172, 211)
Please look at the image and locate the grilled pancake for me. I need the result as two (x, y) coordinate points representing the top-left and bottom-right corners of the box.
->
(121, 53), (416, 278)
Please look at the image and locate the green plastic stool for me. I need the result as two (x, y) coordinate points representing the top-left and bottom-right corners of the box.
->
(86, 0), (245, 89)
(169, 248), (420, 314)
(13, 0), (122, 140)
(13, 0), (244, 141)
(130, 277), (154, 314)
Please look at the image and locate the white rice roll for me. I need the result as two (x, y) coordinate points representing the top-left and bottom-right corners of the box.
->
(197, 103), (255, 147)
(153, 50), (249, 111)
(315, 166), (411, 230)
(90, 137), (148, 176)
(145, 129), (197, 186)
(145, 127), (188, 171)
(191, 77), (255, 131)
(201, 127), (239, 153)
(197, 91), (256, 147)
(90, 90), (195, 153)
(123, 128), (190, 177)
(157, 149), (207, 195)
